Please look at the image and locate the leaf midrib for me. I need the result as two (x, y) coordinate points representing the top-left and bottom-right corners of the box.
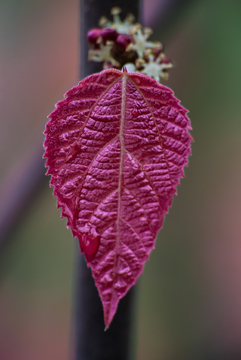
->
(107, 73), (127, 327)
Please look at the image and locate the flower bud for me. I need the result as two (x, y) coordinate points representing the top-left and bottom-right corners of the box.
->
(101, 28), (118, 43)
(161, 57), (171, 64)
(87, 28), (102, 45)
(152, 44), (164, 58)
(116, 34), (132, 51)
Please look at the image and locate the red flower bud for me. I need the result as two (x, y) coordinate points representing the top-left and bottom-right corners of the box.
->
(101, 28), (118, 43)
(161, 57), (171, 64)
(87, 28), (102, 45)
(116, 34), (132, 51)
(152, 44), (164, 58)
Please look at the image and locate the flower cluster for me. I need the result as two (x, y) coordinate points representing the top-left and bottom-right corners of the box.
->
(87, 7), (173, 83)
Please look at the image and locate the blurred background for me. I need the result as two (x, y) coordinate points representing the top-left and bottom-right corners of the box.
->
(0, 0), (241, 359)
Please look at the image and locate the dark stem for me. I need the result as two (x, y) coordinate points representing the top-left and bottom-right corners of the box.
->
(75, 2), (142, 359)
(75, 256), (137, 360)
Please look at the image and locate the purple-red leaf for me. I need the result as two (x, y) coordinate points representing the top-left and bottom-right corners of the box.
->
(43, 69), (192, 328)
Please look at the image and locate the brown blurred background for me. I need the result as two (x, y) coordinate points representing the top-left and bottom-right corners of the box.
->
(0, 0), (241, 359)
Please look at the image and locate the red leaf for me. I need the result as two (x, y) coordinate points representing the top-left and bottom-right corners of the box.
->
(43, 69), (192, 328)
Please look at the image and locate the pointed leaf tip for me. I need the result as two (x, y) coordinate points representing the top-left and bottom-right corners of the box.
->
(43, 68), (192, 327)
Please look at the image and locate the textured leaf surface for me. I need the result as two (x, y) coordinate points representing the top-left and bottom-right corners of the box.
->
(44, 69), (192, 328)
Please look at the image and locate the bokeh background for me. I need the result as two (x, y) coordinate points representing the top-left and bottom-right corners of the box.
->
(0, 0), (241, 359)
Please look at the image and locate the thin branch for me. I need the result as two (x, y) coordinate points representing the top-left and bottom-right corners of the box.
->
(74, 2), (142, 359)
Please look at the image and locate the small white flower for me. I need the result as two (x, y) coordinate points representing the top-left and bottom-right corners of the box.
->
(100, 7), (135, 34)
(88, 43), (118, 68)
(141, 54), (173, 82)
(131, 29), (159, 58)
